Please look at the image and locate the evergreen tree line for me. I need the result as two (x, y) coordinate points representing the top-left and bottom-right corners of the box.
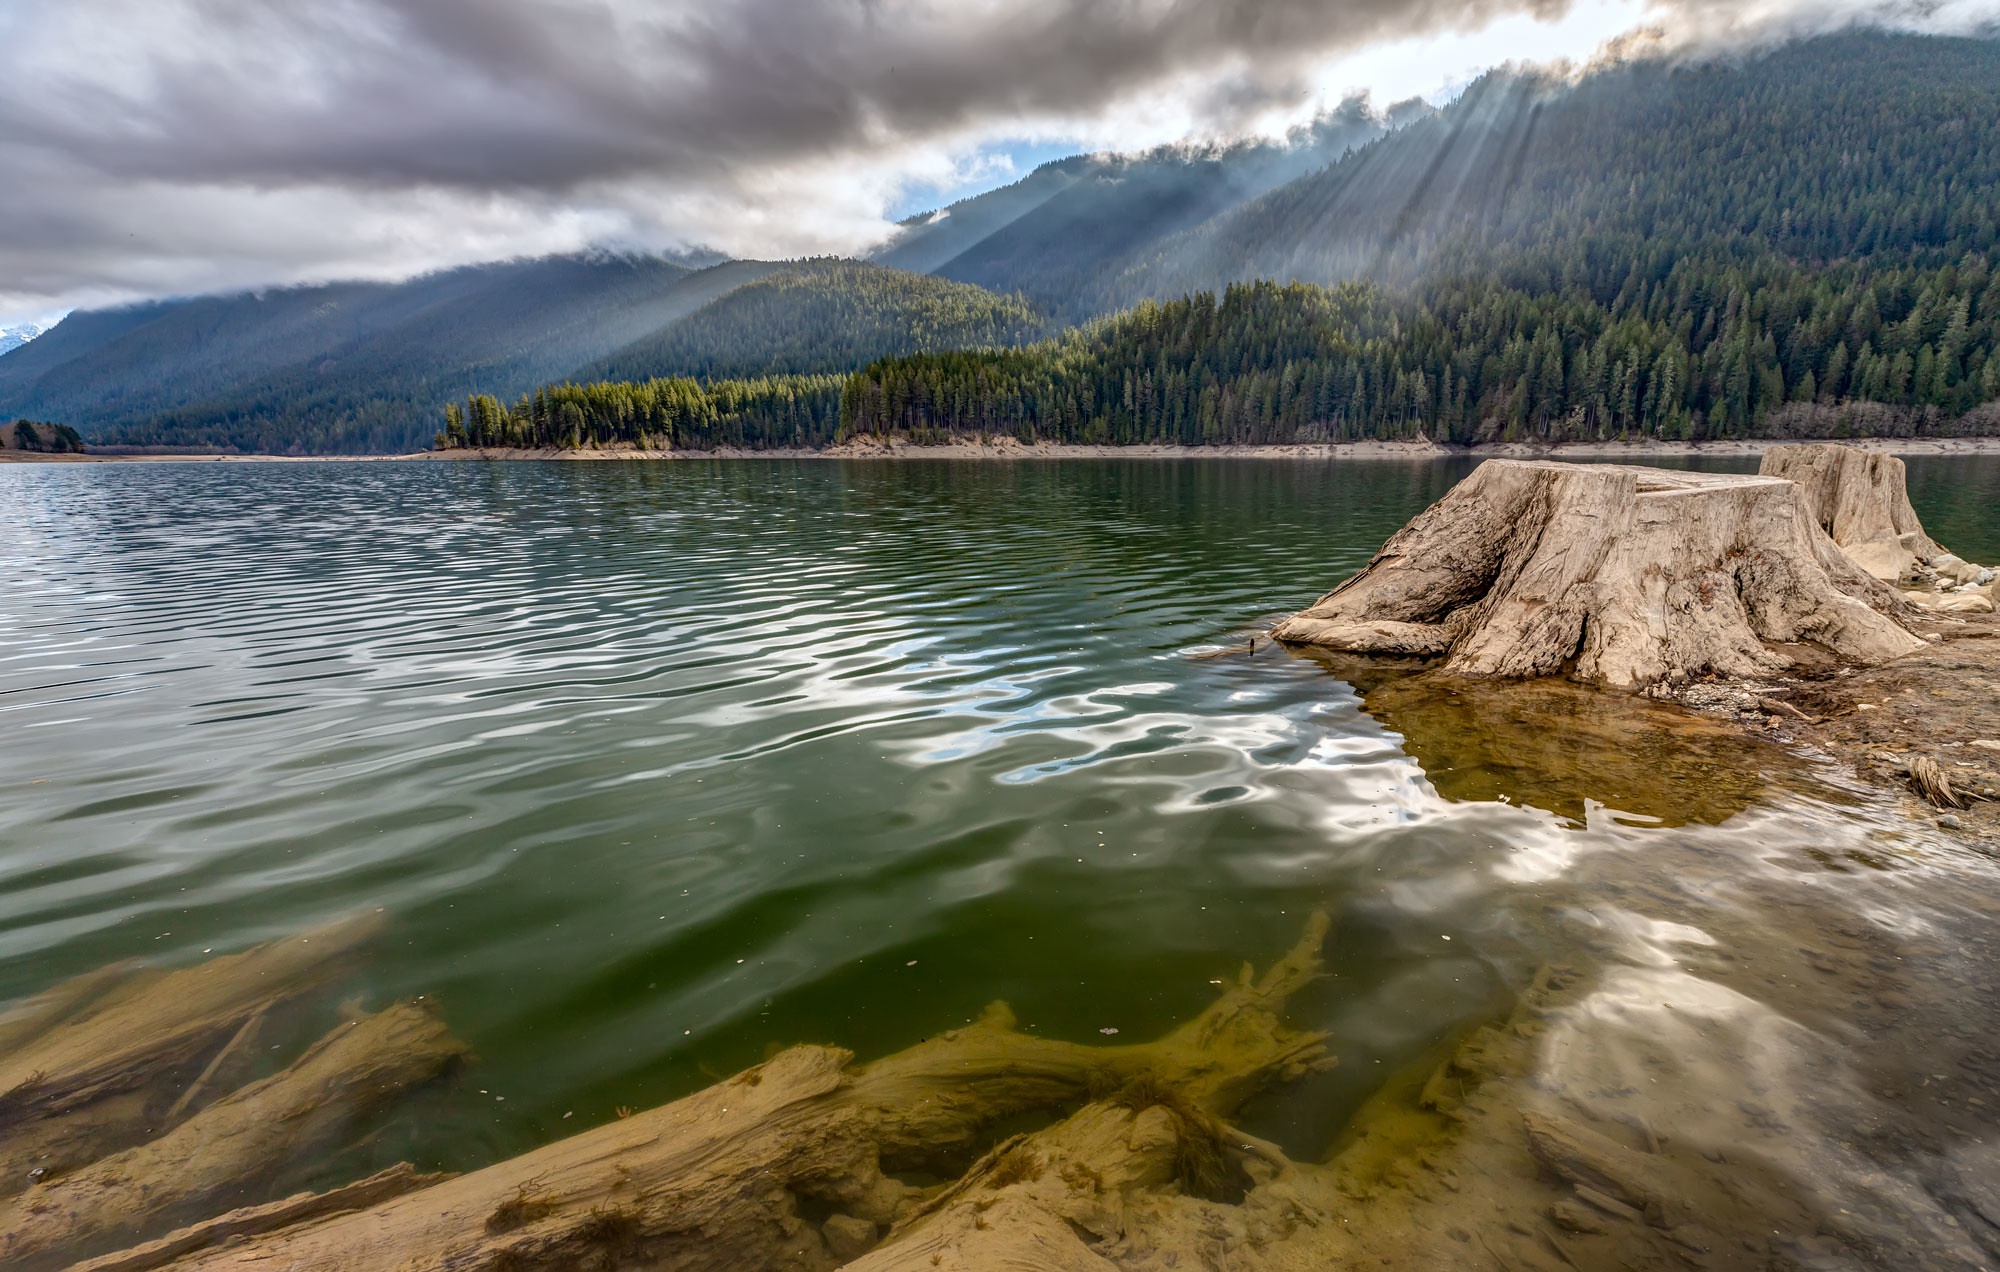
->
(452, 247), (2000, 451)
(840, 252), (2000, 446)
(438, 375), (845, 451)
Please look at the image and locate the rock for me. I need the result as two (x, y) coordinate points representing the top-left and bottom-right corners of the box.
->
(1932, 554), (1986, 585)
(822, 1213), (878, 1260)
(1271, 460), (1923, 689)
(1681, 684), (1759, 714)
(1844, 538), (1917, 583)
(1921, 592), (1996, 614)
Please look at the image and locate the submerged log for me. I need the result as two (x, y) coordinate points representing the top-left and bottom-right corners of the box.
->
(0, 1001), (467, 1269)
(0, 915), (385, 1194)
(67, 1165), (449, 1272)
(93, 914), (1335, 1272)
(1271, 460), (1924, 688)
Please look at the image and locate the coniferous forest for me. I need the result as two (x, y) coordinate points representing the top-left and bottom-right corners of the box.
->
(449, 254), (2000, 450)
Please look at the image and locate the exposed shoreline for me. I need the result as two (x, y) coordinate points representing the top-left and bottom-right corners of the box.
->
(11, 434), (2000, 464)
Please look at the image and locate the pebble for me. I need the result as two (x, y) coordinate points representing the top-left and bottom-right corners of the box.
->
(1938, 815), (1965, 830)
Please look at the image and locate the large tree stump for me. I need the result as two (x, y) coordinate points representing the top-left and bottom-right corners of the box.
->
(1271, 460), (1925, 688)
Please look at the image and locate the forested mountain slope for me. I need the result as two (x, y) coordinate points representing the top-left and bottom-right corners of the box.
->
(1105, 33), (2000, 307)
(845, 263), (2000, 447)
(0, 256), (776, 454)
(876, 107), (1397, 317)
(580, 259), (1043, 384)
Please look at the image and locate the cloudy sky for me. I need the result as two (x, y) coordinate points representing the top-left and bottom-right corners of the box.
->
(0, 0), (1994, 327)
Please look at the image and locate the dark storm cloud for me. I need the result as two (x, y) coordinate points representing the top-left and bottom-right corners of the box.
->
(0, 0), (1990, 319)
(5, 0), (1563, 193)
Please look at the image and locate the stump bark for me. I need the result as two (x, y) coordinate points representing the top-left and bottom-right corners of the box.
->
(1271, 460), (1924, 688)
(1758, 443), (1944, 575)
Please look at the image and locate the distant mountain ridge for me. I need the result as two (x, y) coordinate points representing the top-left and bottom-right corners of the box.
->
(580, 259), (1043, 384)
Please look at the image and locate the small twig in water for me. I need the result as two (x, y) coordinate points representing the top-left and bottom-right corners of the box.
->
(1754, 696), (1822, 726)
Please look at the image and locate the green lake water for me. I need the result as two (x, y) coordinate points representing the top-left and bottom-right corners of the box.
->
(3, 456), (1999, 1262)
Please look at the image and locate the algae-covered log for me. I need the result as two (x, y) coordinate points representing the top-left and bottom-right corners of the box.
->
(0, 1002), (466, 1269)
(96, 914), (1335, 1272)
(1272, 459), (1923, 688)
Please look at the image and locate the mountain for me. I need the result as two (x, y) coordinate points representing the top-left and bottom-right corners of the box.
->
(580, 259), (1043, 384)
(0, 324), (44, 356)
(836, 34), (2000, 448)
(1102, 33), (2000, 305)
(873, 103), (1401, 319)
(0, 256), (1037, 454)
(0, 254), (769, 453)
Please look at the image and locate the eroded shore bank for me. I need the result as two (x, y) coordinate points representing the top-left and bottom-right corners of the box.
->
(1708, 608), (2000, 848)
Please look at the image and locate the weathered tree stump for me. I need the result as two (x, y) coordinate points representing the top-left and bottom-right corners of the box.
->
(1271, 460), (1924, 688)
(1757, 443), (1944, 578)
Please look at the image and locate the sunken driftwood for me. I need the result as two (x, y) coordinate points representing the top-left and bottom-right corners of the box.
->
(0, 914), (387, 1196)
(88, 914), (1335, 1272)
(66, 1166), (450, 1272)
(1271, 459), (1925, 688)
(0, 918), (471, 1271)
(0, 1002), (466, 1269)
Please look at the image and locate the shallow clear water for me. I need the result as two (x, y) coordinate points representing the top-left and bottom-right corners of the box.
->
(2, 456), (1998, 1260)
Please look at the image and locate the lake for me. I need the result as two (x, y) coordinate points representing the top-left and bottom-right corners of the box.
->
(3, 455), (1999, 1266)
